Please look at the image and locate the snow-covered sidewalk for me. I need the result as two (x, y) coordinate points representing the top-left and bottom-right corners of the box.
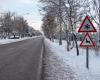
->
(43, 39), (78, 80)
(43, 39), (100, 80)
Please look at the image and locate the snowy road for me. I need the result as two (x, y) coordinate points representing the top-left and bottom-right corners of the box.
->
(0, 37), (44, 80)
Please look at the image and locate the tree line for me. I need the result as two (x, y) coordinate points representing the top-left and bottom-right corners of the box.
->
(40, 0), (100, 54)
(0, 11), (41, 39)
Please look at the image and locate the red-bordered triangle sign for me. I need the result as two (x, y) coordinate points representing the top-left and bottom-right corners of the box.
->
(80, 33), (96, 47)
(78, 15), (97, 32)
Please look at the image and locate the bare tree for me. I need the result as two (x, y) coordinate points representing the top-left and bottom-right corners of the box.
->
(91, 0), (100, 43)
(40, 0), (66, 45)
(0, 11), (34, 38)
(42, 12), (57, 41)
(14, 16), (29, 37)
(0, 12), (14, 38)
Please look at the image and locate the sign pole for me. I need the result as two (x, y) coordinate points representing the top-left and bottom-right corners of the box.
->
(86, 47), (89, 69)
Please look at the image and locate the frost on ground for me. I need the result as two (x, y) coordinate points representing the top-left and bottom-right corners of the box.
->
(43, 39), (100, 80)
(43, 39), (78, 80)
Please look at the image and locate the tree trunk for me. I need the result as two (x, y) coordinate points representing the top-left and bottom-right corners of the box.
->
(73, 33), (79, 56)
(66, 31), (70, 51)
(59, 0), (62, 45)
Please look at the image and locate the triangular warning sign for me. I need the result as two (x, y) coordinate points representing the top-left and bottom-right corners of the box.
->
(80, 33), (95, 47)
(78, 15), (97, 32)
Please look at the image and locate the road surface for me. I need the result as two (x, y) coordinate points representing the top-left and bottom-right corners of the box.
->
(0, 37), (44, 80)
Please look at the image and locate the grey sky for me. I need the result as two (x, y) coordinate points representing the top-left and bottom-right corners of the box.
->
(0, 0), (42, 30)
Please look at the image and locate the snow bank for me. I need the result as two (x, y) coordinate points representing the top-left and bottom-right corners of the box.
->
(0, 36), (40, 45)
(44, 39), (100, 80)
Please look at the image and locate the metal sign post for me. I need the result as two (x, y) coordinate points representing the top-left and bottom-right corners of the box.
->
(86, 47), (89, 69)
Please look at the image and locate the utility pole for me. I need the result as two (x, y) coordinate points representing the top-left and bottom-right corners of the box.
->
(59, 0), (62, 45)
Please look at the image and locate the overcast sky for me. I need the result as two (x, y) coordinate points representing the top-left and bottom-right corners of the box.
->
(0, 0), (42, 30)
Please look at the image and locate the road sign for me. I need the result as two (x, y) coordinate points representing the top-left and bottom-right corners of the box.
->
(78, 15), (97, 69)
(80, 33), (95, 47)
(78, 16), (97, 32)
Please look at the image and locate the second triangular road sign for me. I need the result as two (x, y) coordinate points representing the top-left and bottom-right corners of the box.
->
(80, 33), (95, 47)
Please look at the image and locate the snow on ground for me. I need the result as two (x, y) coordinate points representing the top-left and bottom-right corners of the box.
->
(44, 39), (100, 80)
(0, 36), (40, 45)
(43, 39), (78, 80)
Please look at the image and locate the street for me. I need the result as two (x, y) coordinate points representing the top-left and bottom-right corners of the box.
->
(0, 37), (44, 80)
